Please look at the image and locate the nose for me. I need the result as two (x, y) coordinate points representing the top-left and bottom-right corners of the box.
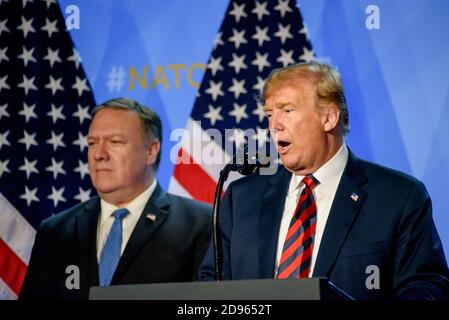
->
(91, 141), (109, 161)
(268, 110), (283, 136)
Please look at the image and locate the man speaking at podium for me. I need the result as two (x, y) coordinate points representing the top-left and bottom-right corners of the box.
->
(20, 98), (212, 300)
(199, 62), (449, 299)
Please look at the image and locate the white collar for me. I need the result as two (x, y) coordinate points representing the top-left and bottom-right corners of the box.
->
(100, 179), (158, 220)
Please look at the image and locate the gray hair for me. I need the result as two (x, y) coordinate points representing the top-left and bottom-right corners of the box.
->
(92, 98), (162, 168)
(263, 61), (350, 136)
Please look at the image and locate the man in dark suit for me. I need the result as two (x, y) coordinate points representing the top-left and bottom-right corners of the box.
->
(198, 62), (449, 299)
(20, 98), (212, 300)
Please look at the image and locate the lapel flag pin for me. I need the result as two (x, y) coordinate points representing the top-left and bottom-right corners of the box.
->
(350, 192), (359, 202)
(146, 213), (157, 221)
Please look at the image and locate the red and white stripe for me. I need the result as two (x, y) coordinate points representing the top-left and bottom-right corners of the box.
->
(0, 193), (36, 299)
(169, 118), (241, 204)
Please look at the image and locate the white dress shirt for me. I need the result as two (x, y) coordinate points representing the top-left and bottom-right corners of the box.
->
(274, 144), (348, 277)
(96, 179), (157, 262)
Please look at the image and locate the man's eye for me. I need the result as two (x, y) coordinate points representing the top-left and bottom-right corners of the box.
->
(111, 140), (122, 144)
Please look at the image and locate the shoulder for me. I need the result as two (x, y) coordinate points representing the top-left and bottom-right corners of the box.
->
(39, 196), (99, 231)
(166, 193), (212, 217)
(164, 193), (212, 231)
(351, 153), (429, 202)
(359, 158), (425, 190)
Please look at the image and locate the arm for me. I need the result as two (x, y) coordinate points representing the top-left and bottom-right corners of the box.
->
(394, 181), (449, 299)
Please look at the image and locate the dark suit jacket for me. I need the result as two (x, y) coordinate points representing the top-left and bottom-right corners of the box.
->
(20, 184), (212, 300)
(199, 151), (449, 299)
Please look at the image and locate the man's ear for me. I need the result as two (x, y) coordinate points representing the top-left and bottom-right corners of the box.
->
(147, 140), (161, 166)
(323, 103), (340, 133)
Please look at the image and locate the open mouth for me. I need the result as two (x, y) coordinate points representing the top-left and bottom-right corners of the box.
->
(277, 140), (291, 153)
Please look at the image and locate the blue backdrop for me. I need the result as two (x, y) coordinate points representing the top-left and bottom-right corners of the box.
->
(59, 0), (449, 256)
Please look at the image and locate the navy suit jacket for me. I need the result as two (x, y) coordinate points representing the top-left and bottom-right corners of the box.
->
(20, 184), (212, 300)
(199, 151), (449, 299)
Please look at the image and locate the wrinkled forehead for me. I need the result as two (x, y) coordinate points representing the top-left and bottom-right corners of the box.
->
(88, 108), (144, 135)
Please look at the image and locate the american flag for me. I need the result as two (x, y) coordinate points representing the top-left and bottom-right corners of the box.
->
(350, 192), (359, 202)
(0, 0), (96, 299)
(169, 0), (314, 203)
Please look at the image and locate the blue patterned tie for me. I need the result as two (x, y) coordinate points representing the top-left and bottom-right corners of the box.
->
(98, 208), (129, 286)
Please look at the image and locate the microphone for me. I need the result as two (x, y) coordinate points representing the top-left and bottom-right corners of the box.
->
(212, 146), (271, 281)
(231, 148), (271, 175)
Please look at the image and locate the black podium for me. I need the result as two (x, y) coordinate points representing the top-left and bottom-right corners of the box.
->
(89, 277), (353, 300)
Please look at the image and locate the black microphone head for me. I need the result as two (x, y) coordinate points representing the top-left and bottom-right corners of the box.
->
(237, 163), (258, 175)
(232, 147), (271, 176)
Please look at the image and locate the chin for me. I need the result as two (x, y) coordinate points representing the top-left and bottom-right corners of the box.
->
(281, 159), (305, 174)
(281, 163), (297, 173)
(280, 156), (295, 169)
(93, 183), (118, 195)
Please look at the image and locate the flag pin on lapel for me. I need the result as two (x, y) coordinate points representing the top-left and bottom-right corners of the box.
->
(350, 192), (359, 202)
(146, 213), (157, 221)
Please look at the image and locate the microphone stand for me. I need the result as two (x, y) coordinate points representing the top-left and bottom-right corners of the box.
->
(212, 163), (232, 281)
(212, 150), (271, 281)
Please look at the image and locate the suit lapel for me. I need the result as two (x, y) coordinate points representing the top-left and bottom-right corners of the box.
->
(111, 184), (170, 283)
(75, 197), (101, 287)
(312, 150), (368, 277)
(258, 166), (291, 278)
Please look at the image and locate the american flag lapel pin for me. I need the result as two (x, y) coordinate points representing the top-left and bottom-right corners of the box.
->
(146, 213), (157, 221)
(350, 192), (359, 202)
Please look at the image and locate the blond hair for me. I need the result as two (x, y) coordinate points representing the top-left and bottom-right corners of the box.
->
(263, 62), (350, 136)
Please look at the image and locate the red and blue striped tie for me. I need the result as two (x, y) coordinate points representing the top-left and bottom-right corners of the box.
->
(277, 175), (319, 279)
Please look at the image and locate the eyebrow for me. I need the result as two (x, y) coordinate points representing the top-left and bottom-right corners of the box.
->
(263, 102), (291, 111)
(279, 102), (291, 108)
(87, 133), (126, 140)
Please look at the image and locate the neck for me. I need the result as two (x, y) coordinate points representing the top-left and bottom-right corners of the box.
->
(292, 134), (343, 176)
(321, 135), (343, 167)
(100, 176), (155, 208)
